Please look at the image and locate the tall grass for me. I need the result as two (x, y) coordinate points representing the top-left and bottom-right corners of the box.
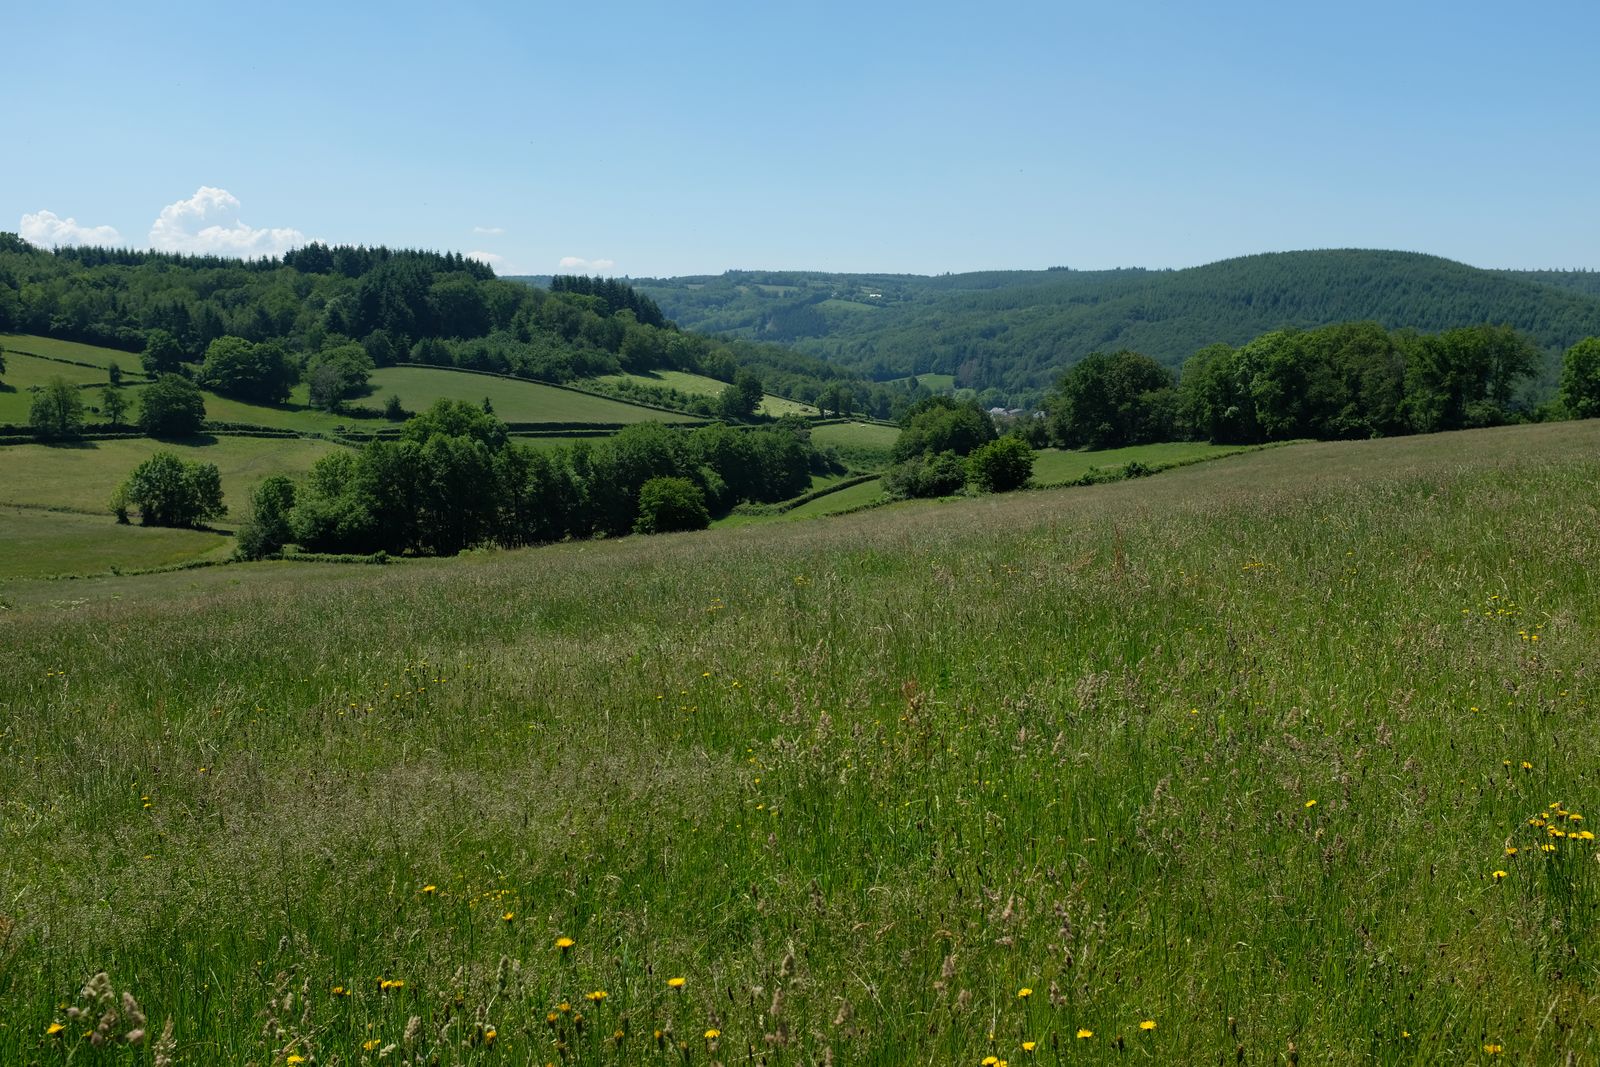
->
(3, 422), (1599, 1063)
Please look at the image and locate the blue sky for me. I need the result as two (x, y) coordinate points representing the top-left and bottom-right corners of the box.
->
(5, 1), (1597, 276)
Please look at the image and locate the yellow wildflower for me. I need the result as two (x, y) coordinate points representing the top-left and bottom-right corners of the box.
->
(1492, 870), (1508, 880)
(46, 1022), (65, 1036)
(422, 885), (437, 895)
(556, 936), (575, 951)
(1076, 1028), (1093, 1039)
(502, 911), (514, 922)
(1304, 799), (1317, 809)
(586, 990), (608, 1002)
(364, 1039), (381, 1050)
(288, 1057), (306, 1066)
(1017, 987), (1033, 999)
(667, 977), (686, 988)
(1484, 1044), (1503, 1054)
(1140, 1020), (1157, 1031)
(705, 1028), (722, 1040)
(1022, 1040), (1037, 1051)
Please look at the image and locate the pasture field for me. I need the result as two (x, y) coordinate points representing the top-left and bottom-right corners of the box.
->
(590, 371), (818, 417)
(1031, 442), (1250, 485)
(0, 352), (119, 425)
(0, 436), (342, 520)
(367, 367), (695, 426)
(810, 420), (900, 468)
(0, 333), (144, 371)
(4, 422), (1600, 1063)
(0, 505), (228, 580)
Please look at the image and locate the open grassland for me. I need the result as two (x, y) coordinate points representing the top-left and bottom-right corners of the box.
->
(810, 420), (900, 469)
(590, 371), (817, 417)
(1, 333), (143, 371)
(1031, 442), (1250, 486)
(4, 422), (1600, 1063)
(0, 436), (342, 520)
(0, 353), (118, 424)
(0, 506), (227, 580)
(368, 367), (694, 425)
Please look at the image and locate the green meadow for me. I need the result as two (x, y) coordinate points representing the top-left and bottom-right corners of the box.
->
(0, 436), (342, 520)
(0, 506), (229, 580)
(591, 370), (818, 416)
(4, 421), (1599, 1063)
(368, 367), (696, 425)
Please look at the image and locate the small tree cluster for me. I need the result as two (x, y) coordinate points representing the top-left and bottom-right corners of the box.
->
(138, 374), (206, 436)
(29, 377), (86, 439)
(115, 452), (226, 528)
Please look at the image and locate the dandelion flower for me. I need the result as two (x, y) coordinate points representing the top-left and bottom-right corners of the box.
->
(1140, 1020), (1157, 1031)
(287, 1057), (306, 1065)
(46, 1022), (65, 1037)
(1077, 1029), (1093, 1039)
(556, 936), (575, 950)
(667, 977), (686, 988)
(422, 885), (437, 895)
(1484, 1044), (1503, 1054)
(1017, 987), (1033, 999)
(1022, 1040), (1037, 1051)
(502, 912), (514, 922)
(1505, 847), (1518, 856)
(1492, 870), (1508, 880)
(558, 1002), (572, 1013)
(983, 1058), (1000, 1066)
(705, 1028), (722, 1040)
(586, 990), (608, 1002)
(1304, 799), (1317, 809)
(364, 1039), (381, 1051)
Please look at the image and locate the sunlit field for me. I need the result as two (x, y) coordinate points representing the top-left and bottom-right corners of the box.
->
(4, 421), (1600, 1063)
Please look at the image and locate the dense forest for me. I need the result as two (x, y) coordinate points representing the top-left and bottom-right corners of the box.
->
(613, 251), (1600, 403)
(0, 235), (911, 419)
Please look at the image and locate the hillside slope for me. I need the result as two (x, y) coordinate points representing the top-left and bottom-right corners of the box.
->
(628, 251), (1600, 396)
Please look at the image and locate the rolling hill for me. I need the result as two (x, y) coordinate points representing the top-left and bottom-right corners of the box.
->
(627, 250), (1600, 398)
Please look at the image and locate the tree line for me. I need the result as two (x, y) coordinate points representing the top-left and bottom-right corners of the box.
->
(218, 402), (836, 557)
(1044, 322), (1600, 449)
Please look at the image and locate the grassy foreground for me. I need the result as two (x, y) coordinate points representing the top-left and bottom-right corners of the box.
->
(3, 422), (1600, 1064)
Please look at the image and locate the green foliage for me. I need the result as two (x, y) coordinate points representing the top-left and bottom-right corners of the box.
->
(1095, 323), (1540, 448)
(28, 377), (85, 439)
(1559, 337), (1600, 419)
(383, 393), (407, 420)
(634, 476), (710, 534)
(717, 369), (765, 419)
(882, 450), (967, 499)
(137, 374), (206, 436)
(632, 252), (1600, 399)
(99, 385), (128, 426)
(1048, 350), (1176, 448)
(118, 451), (226, 527)
(199, 335), (296, 404)
(305, 341), (375, 410)
(140, 328), (186, 375)
(892, 396), (997, 462)
(235, 475), (297, 560)
(967, 435), (1035, 492)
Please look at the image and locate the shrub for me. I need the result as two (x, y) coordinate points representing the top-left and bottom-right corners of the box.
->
(967, 436), (1034, 493)
(634, 477), (710, 534)
(883, 450), (967, 499)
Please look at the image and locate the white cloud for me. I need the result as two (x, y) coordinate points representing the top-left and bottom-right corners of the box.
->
(148, 186), (307, 258)
(472, 225), (505, 236)
(558, 255), (616, 273)
(467, 250), (511, 274)
(19, 209), (122, 247)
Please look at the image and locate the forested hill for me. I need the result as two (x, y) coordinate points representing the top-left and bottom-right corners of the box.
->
(613, 251), (1600, 398)
(0, 235), (898, 416)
